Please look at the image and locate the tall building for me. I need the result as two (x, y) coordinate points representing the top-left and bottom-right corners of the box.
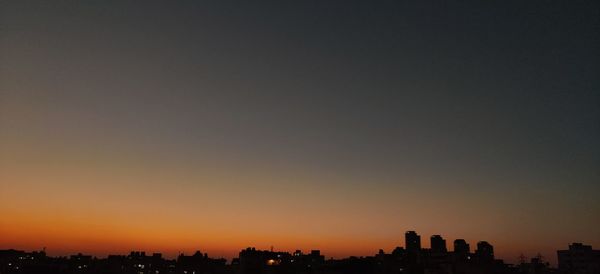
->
(475, 241), (494, 262)
(454, 239), (470, 255)
(430, 235), (447, 253)
(557, 243), (600, 274)
(405, 231), (421, 253)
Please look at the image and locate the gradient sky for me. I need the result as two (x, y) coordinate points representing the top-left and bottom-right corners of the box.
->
(1, 0), (599, 265)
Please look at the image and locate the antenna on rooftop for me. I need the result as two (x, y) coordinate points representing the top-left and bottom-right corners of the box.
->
(536, 253), (544, 262)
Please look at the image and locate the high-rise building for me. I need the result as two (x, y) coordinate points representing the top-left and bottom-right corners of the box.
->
(405, 231), (421, 253)
(557, 243), (600, 274)
(430, 235), (447, 253)
(475, 241), (494, 261)
(453, 239), (470, 255)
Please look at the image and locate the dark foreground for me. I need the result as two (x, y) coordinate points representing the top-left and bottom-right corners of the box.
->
(2, 232), (598, 274)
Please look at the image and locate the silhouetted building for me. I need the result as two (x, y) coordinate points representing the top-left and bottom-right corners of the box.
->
(293, 250), (302, 257)
(424, 235), (451, 274)
(308, 250), (324, 264)
(557, 243), (600, 274)
(238, 247), (291, 274)
(0, 235), (568, 274)
(0, 249), (51, 274)
(69, 253), (93, 272)
(517, 254), (551, 274)
(476, 241), (494, 262)
(391, 246), (405, 256)
(454, 239), (470, 255)
(178, 250), (227, 274)
(431, 235), (448, 253)
(405, 231), (422, 253)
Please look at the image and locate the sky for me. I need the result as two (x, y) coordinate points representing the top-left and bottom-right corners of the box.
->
(0, 0), (599, 265)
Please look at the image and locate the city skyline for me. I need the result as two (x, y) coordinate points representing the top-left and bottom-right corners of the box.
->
(0, 227), (591, 266)
(2, 230), (591, 263)
(2, 231), (598, 271)
(1, 0), (599, 270)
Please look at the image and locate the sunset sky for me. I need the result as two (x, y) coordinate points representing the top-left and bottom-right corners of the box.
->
(1, 1), (599, 264)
